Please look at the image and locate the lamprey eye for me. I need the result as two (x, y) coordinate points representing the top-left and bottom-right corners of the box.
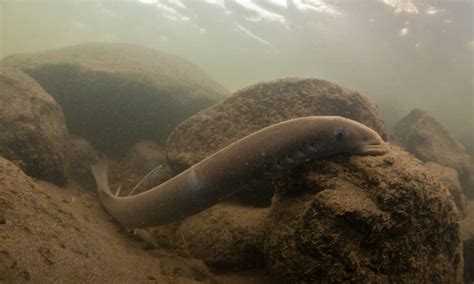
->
(334, 127), (346, 141)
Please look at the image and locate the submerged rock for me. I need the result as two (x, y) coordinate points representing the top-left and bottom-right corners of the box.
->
(162, 84), (461, 281)
(455, 118), (474, 158)
(464, 199), (474, 283)
(0, 68), (68, 185)
(264, 144), (462, 282)
(465, 238), (474, 283)
(0, 156), (214, 283)
(394, 109), (473, 196)
(167, 78), (387, 208)
(147, 204), (269, 270)
(64, 135), (98, 190)
(150, 143), (463, 281)
(425, 162), (465, 215)
(107, 140), (172, 196)
(0, 43), (229, 157)
(125, 140), (167, 175)
(167, 77), (387, 174)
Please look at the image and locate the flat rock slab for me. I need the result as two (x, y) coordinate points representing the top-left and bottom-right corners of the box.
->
(167, 78), (387, 174)
(0, 68), (67, 185)
(0, 43), (230, 156)
(264, 144), (463, 282)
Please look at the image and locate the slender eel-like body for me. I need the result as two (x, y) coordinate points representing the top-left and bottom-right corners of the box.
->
(91, 116), (387, 228)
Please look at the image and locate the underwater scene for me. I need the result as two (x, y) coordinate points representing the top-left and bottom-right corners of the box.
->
(0, 0), (473, 283)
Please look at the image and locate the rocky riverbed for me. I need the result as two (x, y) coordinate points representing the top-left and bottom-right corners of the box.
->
(0, 43), (472, 283)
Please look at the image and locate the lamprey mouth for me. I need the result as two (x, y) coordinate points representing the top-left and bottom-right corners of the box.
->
(363, 143), (388, 156)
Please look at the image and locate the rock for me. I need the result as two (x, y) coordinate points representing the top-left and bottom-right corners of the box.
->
(64, 135), (98, 190)
(0, 156), (215, 283)
(425, 162), (465, 215)
(149, 250), (215, 282)
(394, 109), (473, 196)
(167, 77), (387, 174)
(146, 204), (269, 270)
(125, 140), (167, 177)
(462, 199), (474, 283)
(462, 199), (474, 240)
(264, 145), (462, 282)
(455, 118), (474, 158)
(107, 140), (172, 196)
(0, 43), (230, 157)
(166, 78), (387, 207)
(464, 238), (474, 283)
(0, 68), (68, 185)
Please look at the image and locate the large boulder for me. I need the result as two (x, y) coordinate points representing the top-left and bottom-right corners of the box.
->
(144, 144), (463, 282)
(393, 109), (473, 196)
(0, 68), (68, 185)
(0, 156), (214, 282)
(0, 43), (230, 157)
(167, 78), (387, 174)
(264, 145), (463, 282)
